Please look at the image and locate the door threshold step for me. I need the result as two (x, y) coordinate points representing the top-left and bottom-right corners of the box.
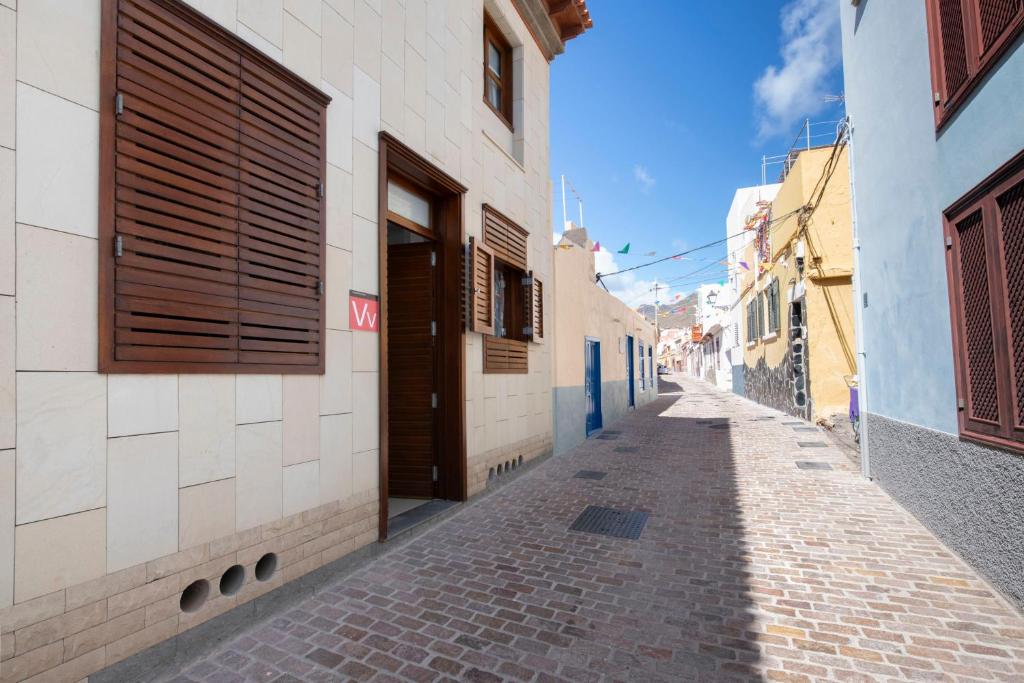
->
(387, 499), (459, 538)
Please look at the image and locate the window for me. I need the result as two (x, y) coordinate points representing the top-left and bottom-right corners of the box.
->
(746, 300), (756, 343)
(483, 13), (513, 129)
(926, 0), (1024, 127)
(945, 149), (1024, 452)
(648, 345), (653, 381)
(471, 205), (542, 373)
(639, 341), (645, 390)
(756, 292), (765, 339)
(767, 279), (781, 334)
(99, 0), (330, 373)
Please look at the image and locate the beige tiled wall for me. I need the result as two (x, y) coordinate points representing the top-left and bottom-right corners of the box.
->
(1, 0), (555, 677)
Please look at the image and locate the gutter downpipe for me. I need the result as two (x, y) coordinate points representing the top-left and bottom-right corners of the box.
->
(845, 116), (872, 479)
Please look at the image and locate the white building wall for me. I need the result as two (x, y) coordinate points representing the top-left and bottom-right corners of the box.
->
(722, 184), (781, 392)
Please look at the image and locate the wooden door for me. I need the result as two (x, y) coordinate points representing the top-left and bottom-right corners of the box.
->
(387, 242), (436, 498)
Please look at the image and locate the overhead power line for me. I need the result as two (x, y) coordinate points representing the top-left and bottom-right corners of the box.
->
(597, 206), (803, 282)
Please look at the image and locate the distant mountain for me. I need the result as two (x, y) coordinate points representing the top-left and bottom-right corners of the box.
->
(638, 291), (698, 329)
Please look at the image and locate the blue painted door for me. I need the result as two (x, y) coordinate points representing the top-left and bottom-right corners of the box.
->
(585, 339), (602, 435)
(626, 335), (635, 408)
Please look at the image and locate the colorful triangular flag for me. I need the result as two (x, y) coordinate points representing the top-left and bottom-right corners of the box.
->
(739, 261), (750, 271)
(618, 243), (630, 254)
(592, 241), (601, 252)
(644, 251), (656, 257)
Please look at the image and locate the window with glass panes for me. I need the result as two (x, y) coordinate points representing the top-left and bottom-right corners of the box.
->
(483, 14), (513, 128)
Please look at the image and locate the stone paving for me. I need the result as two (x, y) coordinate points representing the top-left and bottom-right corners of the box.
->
(158, 376), (1024, 682)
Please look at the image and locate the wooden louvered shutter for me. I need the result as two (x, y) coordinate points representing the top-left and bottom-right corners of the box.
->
(470, 236), (495, 335)
(101, 0), (329, 373)
(523, 271), (543, 343)
(111, 0), (242, 366)
(482, 205), (528, 271)
(237, 57), (325, 367)
(532, 275), (544, 342)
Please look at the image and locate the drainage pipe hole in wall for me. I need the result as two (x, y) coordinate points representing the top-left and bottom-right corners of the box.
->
(180, 579), (210, 613)
(255, 553), (278, 582)
(219, 564), (245, 596)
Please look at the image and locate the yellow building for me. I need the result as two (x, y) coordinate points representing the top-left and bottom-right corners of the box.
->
(739, 145), (856, 423)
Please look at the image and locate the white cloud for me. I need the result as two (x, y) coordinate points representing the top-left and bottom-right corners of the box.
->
(593, 248), (663, 308)
(753, 0), (840, 139)
(633, 165), (655, 193)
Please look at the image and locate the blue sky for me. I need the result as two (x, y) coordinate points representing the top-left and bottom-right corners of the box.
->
(549, 0), (845, 308)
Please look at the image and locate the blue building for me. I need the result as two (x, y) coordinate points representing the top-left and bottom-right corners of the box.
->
(841, 1), (1024, 610)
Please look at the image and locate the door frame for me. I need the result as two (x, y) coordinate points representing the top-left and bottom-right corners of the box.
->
(626, 334), (635, 408)
(585, 337), (602, 435)
(377, 132), (467, 540)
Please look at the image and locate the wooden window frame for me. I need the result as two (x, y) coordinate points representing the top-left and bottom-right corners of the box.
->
(377, 132), (468, 538)
(945, 147), (1024, 455)
(479, 204), (534, 374)
(98, 0), (330, 374)
(483, 12), (514, 131)
(925, 0), (1024, 130)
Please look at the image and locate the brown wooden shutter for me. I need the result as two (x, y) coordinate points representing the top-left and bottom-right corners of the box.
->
(525, 271), (543, 343)
(928, 0), (1024, 125)
(996, 175), (1024, 432)
(470, 236), (495, 335)
(482, 204), (528, 270)
(102, 0), (329, 373)
(483, 336), (528, 373)
(976, 0), (1024, 52)
(112, 0), (243, 366)
(237, 57), (324, 367)
(951, 208), (1002, 435)
(937, 0), (971, 99)
(533, 275), (544, 341)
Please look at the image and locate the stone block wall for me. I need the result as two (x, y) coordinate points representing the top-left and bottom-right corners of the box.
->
(0, 0), (558, 679)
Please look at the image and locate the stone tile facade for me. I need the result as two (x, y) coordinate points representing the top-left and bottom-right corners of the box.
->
(0, 0), (572, 679)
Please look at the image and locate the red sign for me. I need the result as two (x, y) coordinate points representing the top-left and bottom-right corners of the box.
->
(691, 325), (703, 343)
(349, 292), (379, 332)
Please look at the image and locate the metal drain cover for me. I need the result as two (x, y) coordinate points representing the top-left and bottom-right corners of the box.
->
(796, 461), (833, 470)
(569, 506), (649, 540)
(595, 434), (619, 440)
(782, 421), (803, 426)
(574, 470), (607, 480)
(797, 441), (828, 448)
(709, 424), (730, 430)
(614, 446), (639, 453)
(602, 430), (622, 435)
(793, 427), (819, 433)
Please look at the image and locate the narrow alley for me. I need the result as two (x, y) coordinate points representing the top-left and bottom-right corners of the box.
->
(147, 377), (1024, 683)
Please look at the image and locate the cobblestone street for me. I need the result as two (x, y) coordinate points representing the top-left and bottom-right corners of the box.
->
(160, 376), (1024, 682)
